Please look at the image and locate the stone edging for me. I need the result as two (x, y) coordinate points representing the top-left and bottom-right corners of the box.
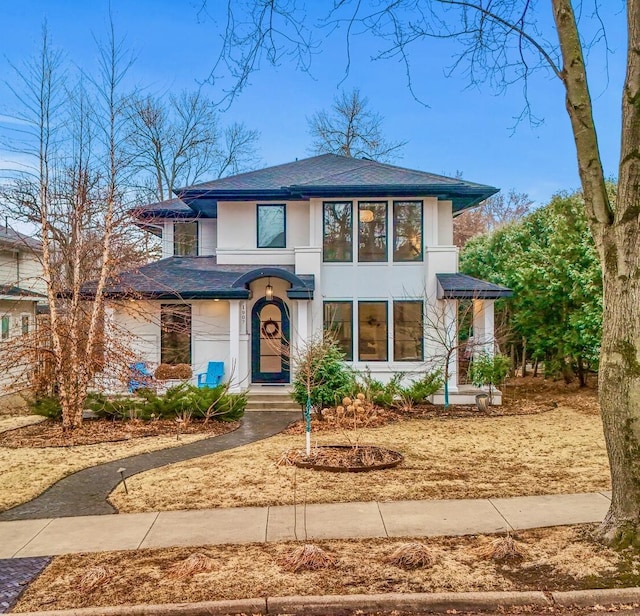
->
(14, 588), (640, 615)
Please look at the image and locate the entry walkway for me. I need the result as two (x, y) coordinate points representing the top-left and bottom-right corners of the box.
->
(0, 491), (611, 558)
(0, 411), (299, 521)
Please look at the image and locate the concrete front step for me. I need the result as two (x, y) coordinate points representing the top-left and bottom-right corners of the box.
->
(246, 401), (301, 412)
(245, 389), (300, 412)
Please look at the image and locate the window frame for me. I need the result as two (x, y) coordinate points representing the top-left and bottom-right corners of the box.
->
(256, 204), (287, 249)
(323, 301), (354, 361)
(173, 221), (199, 257)
(160, 303), (192, 366)
(393, 300), (424, 361)
(358, 201), (388, 262)
(393, 200), (424, 262)
(357, 300), (389, 362)
(322, 201), (353, 262)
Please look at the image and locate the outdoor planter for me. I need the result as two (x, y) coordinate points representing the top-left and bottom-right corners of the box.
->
(475, 393), (489, 412)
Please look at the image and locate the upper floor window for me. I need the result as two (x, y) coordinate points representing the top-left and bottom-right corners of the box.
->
(174, 222), (198, 256)
(1, 315), (9, 340)
(358, 202), (387, 262)
(161, 304), (192, 365)
(257, 204), (286, 248)
(393, 201), (423, 261)
(323, 201), (352, 262)
(21, 315), (29, 336)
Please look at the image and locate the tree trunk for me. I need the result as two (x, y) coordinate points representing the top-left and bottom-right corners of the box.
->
(521, 338), (527, 377)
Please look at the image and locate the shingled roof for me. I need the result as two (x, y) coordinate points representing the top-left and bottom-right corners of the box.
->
(0, 285), (45, 300)
(436, 273), (512, 299)
(0, 227), (42, 252)
(133, 197), (198, 221)
(90, 257), (314, 300)
(175, 154), (498, 215)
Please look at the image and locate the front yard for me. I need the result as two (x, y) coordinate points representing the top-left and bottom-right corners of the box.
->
(109, 379), (610, 513)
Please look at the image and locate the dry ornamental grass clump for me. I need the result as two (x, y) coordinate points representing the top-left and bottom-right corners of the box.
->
(166, 552), (216, 580)
(278, 543), (337, 572)
(476, 534), (526, 560)
(385, 542), (435, 569)
(77, 565), (115, 592)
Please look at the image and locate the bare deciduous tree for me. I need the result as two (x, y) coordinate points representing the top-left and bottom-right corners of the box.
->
(0, 24), (138, 430)
(127, 89), (260, 202)
(205, 0), (640, 545)
(308, 88), (406, 162)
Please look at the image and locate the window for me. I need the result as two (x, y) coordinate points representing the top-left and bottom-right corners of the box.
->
(161, 304), (191, 365)
(21, 315), (29, 336)
(323, 302), (353, 361)
(1, 316), (8, 340)
(174, 222), (198, 256)
(393, 201), (423, 261)
(358, 301), (388, 361)
(323, 201), (352, 261)
(394, 301), (424, 361)
(257, 204), (286, 248)
(358, 202), (387, 262)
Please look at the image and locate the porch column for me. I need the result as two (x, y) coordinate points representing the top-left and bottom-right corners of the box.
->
(472, 299), (495, 357)
(443, 299), (458, 392)
(229, 299), (241, 392)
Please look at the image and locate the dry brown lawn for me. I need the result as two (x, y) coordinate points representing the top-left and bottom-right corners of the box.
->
(13, 526), (627, 612)
(111, 381), (610, 513)
(0, 431), (221, 513)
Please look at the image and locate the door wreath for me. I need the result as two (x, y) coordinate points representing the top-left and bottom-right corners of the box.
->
(261, 318), (280, 338)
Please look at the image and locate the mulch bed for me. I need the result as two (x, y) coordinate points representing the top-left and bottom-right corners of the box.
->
(283, 444), (404, 472)
(0, 418), (240, 448)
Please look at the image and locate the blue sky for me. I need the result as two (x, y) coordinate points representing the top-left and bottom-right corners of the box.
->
(0, 0), (626, 208)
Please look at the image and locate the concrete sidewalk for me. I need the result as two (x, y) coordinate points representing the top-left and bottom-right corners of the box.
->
(0, 491), (611, 559)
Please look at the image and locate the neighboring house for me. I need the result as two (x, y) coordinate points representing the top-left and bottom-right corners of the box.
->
(0, 226), (45, 395)
(104, 154), (511, 403)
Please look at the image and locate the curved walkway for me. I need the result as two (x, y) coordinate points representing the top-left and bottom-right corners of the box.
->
(0, 411), (299, 521)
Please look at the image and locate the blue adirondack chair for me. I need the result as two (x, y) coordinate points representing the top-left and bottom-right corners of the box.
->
(128, 361), (153, 392)
(197, 361), (225, 388)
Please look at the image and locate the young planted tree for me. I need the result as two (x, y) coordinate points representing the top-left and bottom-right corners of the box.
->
(308, 88), (406, 162)
(203, 0), (640, 545)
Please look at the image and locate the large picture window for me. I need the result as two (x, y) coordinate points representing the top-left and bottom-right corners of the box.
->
(174, 222), (198, 256)
(161, 304), (192, 365)
(323, 302), (353, 361)
(394, 301), (424, 361)
(393, 201), (423, 261)
(358, 301), (388, 361)
(323, 201), (352, 262)
(257, 204), (286, 248)
(358, 202), (387, 262)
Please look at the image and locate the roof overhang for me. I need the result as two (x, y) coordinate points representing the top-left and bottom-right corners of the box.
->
(436, 273), (513, 300)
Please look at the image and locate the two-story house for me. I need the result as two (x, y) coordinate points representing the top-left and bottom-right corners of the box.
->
(0, 226), (45, 396)
(104, 154), (511, 404)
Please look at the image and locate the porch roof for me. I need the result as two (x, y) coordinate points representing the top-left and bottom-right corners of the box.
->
(436, 273), (513, 299)
(91, 257), (314, 301)
(0, 285), (45, 301)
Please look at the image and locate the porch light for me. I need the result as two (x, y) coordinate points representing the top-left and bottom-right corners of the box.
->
(265, 278), (274, 301)
(359, 209), (374, 223)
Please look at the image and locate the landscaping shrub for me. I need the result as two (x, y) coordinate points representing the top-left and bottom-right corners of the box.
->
(154, 363), (193, 380)
(291, 337), (355, 410)
(469, 353), (511, 403)
(404, 371), (443, 404)
(87, 384), (246, 422)
(29, 396), (62, 420)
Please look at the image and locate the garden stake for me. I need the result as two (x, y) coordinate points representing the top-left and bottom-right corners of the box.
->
(305, 397), (312, 456)
(117, 467), (128, 494)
